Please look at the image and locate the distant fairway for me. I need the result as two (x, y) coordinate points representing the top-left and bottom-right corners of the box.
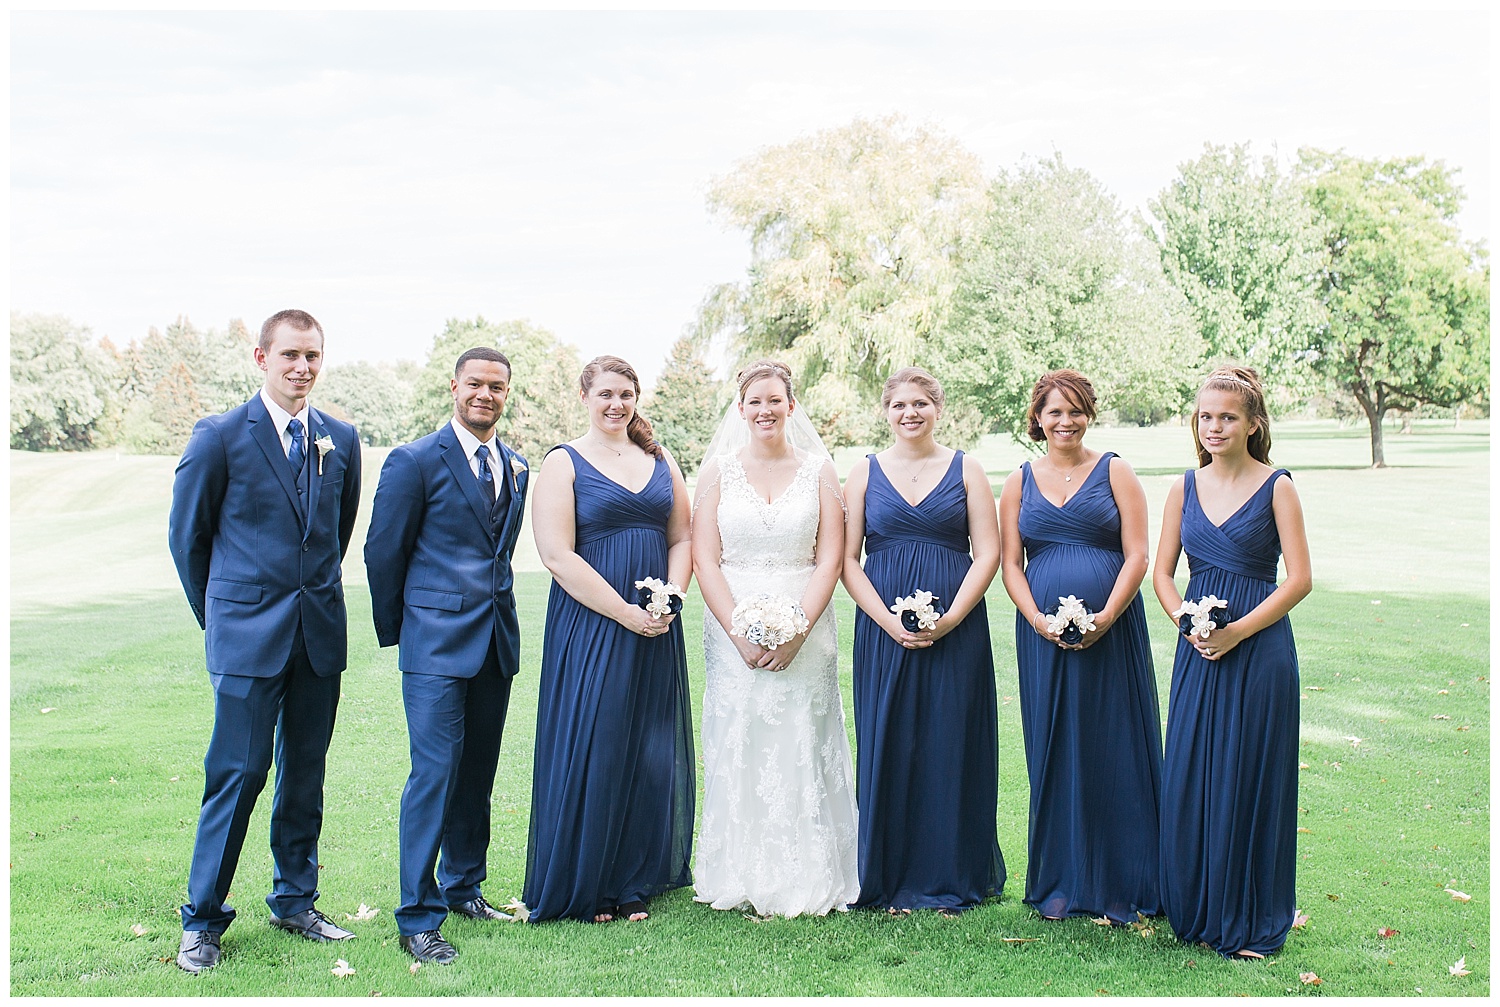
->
(9, 420), (1488, 996)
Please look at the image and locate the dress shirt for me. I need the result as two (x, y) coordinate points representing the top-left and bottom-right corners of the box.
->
(259, 388), (315, 458)
(449, 418), (501, 494)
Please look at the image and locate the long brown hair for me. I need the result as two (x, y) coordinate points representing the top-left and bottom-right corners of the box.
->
(1026, 369), (1097, 442)
(580, 355), (662, 458)
(1192, 365), (1272, 467)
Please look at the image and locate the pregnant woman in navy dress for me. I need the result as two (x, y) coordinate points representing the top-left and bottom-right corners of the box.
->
(1153, 365), (1311, 958)
(842, 367), (1005, 914)
(998, 369), (1162, 924)
(524, 355), (695, 924)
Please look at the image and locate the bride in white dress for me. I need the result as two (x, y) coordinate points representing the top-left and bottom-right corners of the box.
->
(690, 360), (859, 918)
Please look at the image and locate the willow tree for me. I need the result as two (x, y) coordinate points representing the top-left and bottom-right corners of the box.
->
(702, 115), (988, 447)
(1300, 150), (1490, 467)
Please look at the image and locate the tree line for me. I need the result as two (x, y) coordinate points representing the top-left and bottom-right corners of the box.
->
(10, 117), (1489, 468)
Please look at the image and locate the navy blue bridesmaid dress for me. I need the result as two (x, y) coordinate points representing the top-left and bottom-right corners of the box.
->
(523, 445), (695, 922)
(852, 451), (1005, 911)
(1015, 452), (1162, 923)
(1160, 468), (1299, 956)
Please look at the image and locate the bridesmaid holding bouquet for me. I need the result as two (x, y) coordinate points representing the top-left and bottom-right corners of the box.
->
(842, 367), (1005, 915)
(998, 370), (1162, 924)
(1153, 365), (1311, 958)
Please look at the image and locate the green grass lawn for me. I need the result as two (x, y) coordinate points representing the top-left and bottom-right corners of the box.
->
(9, 420), (1490, 996)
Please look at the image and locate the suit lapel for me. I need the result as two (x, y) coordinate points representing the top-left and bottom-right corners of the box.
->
(494, 442), (526, 555)
(248, 396), (306, 527)
(439, 425), (498, 544)
(305, 410), (326, 542)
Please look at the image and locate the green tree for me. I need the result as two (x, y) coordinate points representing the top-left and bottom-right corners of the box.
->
(316, 359), (419, 446)
(1300, 150), (1490, 467)
(10, 312), (119, 450)
(114, 316), (262, 454)
(1148, 143), (1325, 395)
(701, 115), (987, 447)
(947, 154), (1203, 441)
(641, 336), (726, 473)
(410, 317), (587, 460)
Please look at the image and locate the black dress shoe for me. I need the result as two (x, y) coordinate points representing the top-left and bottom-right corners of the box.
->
(176, 930), (222, 973)
(400, 929), (458, 964)
(449, 895), (513, 921)
(268, 907), (355, 941)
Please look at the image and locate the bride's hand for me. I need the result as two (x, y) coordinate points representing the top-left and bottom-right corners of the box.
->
(758, 632), (807, 672)
(731, 635), (769, 669)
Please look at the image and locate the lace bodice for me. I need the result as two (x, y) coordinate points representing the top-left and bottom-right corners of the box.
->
(714, 452), (823, 569)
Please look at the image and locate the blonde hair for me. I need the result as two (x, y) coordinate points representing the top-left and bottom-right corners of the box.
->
(881, 367), (945, 414)
(1193, 365), (1272, 466)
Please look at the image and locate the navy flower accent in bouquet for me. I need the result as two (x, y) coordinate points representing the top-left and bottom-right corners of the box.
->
(890, 590), (945, 633)
(634, 577), (685, 618)
(1044, 595), (1097, 646)
(1173, 595), (1231, 638)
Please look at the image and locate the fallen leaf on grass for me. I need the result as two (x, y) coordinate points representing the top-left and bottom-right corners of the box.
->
(1345, 736), (1362, 748)
(1431, 714), (1451, 721)
(130, 924), (148, 936)
(1299, 972), (1323, 986)
(1306, 686), (1325, 692)
(1325, 893), (1340, 902)
(1456, 725), (1470, 732)
(1449, 957), (1470, 977)
(109, 777), (117, 784)
(1377, 927), (1399, 938)
(1298, 762), (1311, 770)
(343, 903), (379, 922)
(1092, 916), (1112, 926)
(331, 959), (356, 977)
(502, 897), (530, 922)
(1443, 888), (1471, 902)
(1129, 912), (1155, 937)
(999, 937), (1041, 943)
(409, 962), (421, 974)
(1436, 689), (1449, 695)
(1291, 910), (1309, 928)
(1297, 827), (1312, 834)
(169, 776), (179, 782)
(40, 708), (55, 714)
(1370, 600), (1381, 605)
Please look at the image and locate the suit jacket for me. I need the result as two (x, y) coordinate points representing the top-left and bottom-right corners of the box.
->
(168, 395), (363, 678)
(364, 423), (529, 679)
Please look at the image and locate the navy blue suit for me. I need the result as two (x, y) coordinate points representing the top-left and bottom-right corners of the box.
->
(364, 422), (529, 936)
(168, 394), (362, 932)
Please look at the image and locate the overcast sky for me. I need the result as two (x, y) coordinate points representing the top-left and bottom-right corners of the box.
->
(10, 10), (1490, 384)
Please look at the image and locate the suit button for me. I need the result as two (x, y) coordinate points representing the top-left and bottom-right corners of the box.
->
(300, 586), (307, 595)
(302, 543), (310, 552)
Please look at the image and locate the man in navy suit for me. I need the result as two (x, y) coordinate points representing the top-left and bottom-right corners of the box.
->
(168, 309), (363, 973)
(364, 347), (530, 965)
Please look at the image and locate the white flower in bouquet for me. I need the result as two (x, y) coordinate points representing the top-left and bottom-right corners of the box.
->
(890, 589), (944, 632)
(729, 593), (809, 650)
(633, 577), (686, 618)
(1044, 595), (1096, 645)
(1173, 594), (1230, 638)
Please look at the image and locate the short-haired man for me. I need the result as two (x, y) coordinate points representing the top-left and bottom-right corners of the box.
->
(168, 309), (363, 972)
(364, 347), (530, 964)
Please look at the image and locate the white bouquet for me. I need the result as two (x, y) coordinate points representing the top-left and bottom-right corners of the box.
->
(1173, 595), (1231, 639)
(1044, 594), (1097, 645)
(890, 590), (945, 632)
(729, 593), (809, 650)
(633, 577), (686, 618)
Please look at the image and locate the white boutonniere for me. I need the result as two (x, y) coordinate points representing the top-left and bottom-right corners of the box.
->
(509, 454), (527, 489)
(314, 434), (335, 475)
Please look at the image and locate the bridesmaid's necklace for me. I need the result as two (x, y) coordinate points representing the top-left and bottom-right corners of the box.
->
(893, 450), (939, 484)
(589, 436), (623, 457)
(1047, 453), (1086, 482)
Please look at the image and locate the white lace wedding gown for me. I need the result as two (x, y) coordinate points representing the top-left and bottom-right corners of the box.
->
(694, 452), (860, 917)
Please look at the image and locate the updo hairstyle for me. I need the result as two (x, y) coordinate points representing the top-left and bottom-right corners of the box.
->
(1026, 369), (1097, 442)
(881, 366), (945, 414)
(579, 355), (662, 459)
(736, 360), (795, 402)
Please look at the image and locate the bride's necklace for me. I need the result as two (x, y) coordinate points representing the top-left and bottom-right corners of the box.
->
(748, 446), (793, 469)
